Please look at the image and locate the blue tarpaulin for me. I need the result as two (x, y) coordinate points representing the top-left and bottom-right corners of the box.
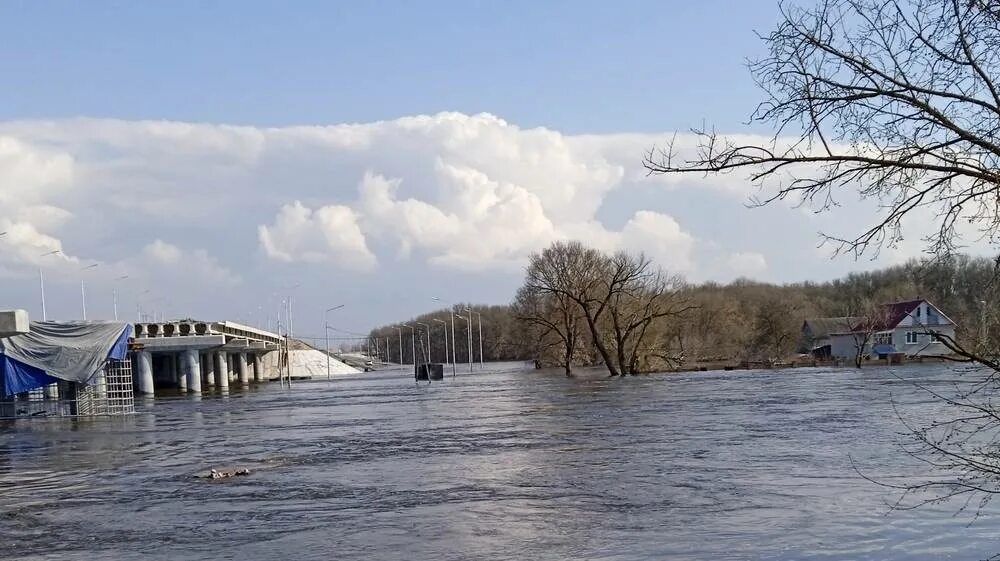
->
(0, 322), (132, 396)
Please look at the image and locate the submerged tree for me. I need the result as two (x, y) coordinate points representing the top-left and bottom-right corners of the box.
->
(645, 0), (1000, 517)
(513, 284), (583, 377)
(520, 241), (691, 377)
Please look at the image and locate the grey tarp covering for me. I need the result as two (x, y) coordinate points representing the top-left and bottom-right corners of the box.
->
(0, 321), (132, 385)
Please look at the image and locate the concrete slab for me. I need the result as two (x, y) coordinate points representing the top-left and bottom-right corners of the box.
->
(134, 335), (226, 352)
(0, 310), (29, 338)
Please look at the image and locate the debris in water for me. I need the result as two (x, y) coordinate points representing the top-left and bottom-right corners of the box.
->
(194, 467), (251, 480)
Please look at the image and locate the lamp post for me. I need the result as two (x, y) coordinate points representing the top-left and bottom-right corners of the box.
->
(80, 263), (99, 320)
(432, 297), (458, 378)
(401, 324), (416, 376)
(38, 250), (60, 321)
(417, 322), (431, 364)
(325, 304), (345, 380)
(456, 313), (472, 373)
(433, 318), (449, 366)
(394, 326), (403, 365)
(112, 275), (129, 321)
(467, 308), (483, 369)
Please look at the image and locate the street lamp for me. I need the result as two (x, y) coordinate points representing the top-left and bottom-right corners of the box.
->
(467, 308), (484, 370)
(325, 304), (345, 379)
(417, 321), (431, 364)
(113, 275), (129, 321)
(38, 250), (60, 321)
(80, 263), (99, 320)
(455, 313), (473, 373)
(401, 324), (416, 376)
(280, 282), (301, 337)
(432, 296), (458, 378)
(394, 326), (403, 365)
(432, 318), (449, 366)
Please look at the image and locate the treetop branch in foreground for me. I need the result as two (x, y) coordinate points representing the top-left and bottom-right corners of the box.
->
(644, 0), (1000, 258)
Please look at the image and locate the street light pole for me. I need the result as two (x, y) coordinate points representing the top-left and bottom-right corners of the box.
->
(402, 324), (416, 376)
(433, 318), (448, 366)
(113, 275), (129, 321)
(432, 297), (459, 378)
(38, 250), (60, 321)
(470, 310), (484, 369)
(417, 322), (431, 364)
(325, 304), (345, 380)
(80, 263), (99, 320)
(456, 314), (472, 374)
(395, 326), (403, 365)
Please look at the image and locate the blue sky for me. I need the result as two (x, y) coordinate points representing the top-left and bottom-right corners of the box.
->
(0, 1), (775, 132)
(0, 1), (967, 339)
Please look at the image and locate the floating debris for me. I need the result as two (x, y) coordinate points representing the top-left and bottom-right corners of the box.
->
(194, 467), (251, 480)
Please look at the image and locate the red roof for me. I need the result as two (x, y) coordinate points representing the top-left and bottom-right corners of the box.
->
(846, 299), (924, 332)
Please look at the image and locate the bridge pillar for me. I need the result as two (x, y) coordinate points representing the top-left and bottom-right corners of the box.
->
(173, 353), (187, 392)
(253, 354), (264, 382)
(202, 352), (215, 388)
(215, 351), (229, 390)
(237, 352), (249, 384)
(181, 349), (201, 394)
(135, 350), (154, 395)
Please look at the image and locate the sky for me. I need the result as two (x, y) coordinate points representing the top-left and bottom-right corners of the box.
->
(0, 1), (988, 341)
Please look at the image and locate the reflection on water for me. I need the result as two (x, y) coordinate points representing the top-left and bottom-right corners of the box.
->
(0, 363), (996, 560)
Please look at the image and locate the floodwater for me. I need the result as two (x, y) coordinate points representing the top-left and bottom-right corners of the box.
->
(1, 363), (998, 560)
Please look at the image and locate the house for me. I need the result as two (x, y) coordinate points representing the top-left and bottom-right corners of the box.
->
(803, 299), (957, 361)
(800, 317), (863, 358)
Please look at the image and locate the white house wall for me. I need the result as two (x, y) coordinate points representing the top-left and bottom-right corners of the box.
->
(893, 325), (956, 356)
(829, 335), (862, 360)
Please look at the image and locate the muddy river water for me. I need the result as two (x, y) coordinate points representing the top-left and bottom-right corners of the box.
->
(1, 363), (997, 560)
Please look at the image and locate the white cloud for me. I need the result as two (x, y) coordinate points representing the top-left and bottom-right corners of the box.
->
(258, 200), (376, 271)
(0, 111), (983, 326)
(618, 211), (695, 273)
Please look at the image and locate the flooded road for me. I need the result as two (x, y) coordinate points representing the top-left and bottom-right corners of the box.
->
(1, 363), (997, 560)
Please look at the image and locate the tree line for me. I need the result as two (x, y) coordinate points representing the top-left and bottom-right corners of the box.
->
(370, 245), (1000, 377)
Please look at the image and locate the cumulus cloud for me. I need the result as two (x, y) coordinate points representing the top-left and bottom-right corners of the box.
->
(0, 111), (981, 325)
(258, 200), (376, 270)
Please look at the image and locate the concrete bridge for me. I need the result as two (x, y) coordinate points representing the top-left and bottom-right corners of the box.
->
(132, 320), (284, 395)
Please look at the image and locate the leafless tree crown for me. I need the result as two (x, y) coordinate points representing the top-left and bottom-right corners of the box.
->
(645, 0), (1000, 257)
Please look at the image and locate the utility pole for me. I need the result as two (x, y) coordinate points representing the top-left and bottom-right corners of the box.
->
(325, 304), (345, 379)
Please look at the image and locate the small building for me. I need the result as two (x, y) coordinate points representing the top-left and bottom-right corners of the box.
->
(800, 317), (863, 358)
(804, 299), (957, 361)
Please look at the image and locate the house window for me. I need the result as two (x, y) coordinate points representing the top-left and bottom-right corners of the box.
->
(874, 332), (893, 346)
(906, 331), (920, 344)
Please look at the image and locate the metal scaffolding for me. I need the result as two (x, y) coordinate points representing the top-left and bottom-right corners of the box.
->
(0, 356), (136, 419)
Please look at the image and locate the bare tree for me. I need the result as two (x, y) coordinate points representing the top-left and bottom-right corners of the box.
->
(847, 302), (893, 368)
(605, 253), (693, 375)
(513, 284), (583, 377)
(643, 0), (1000, 522)
(644, 0), (1000, 258)
(523, 241), (623, 375)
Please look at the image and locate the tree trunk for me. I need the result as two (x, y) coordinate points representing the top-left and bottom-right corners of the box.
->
(582, 305), (619, 377)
